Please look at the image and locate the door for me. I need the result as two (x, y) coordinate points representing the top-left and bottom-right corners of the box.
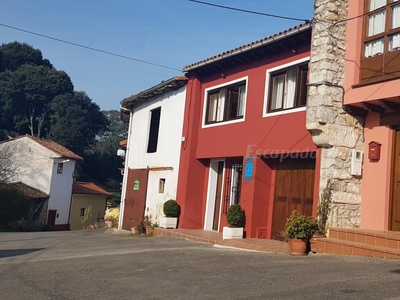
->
(122, 168), (149, 229)
(271, 157), (316, 240)
(212, 161), (224, 230)
(47, 210), (57, 230)
(391, 130), (400, 231)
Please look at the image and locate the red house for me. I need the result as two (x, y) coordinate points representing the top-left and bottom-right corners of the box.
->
(176, 23), (321, 239)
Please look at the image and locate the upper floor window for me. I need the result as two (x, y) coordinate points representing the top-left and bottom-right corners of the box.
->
(361, 0), (400, 82)
(147, 107), (161, 153)
(364, 0), (400, 57)
(205, 80), (246, 125)
(267, 63), (308, 113)
(57, 163), (63, 174)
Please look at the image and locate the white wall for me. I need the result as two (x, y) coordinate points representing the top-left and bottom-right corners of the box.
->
(125, 85), (186, 225)
(0, 136), (77, 226)
(48, 159), (76, 225)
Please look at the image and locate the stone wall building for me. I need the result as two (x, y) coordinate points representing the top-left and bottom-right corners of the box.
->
(307, 0), (364, 229)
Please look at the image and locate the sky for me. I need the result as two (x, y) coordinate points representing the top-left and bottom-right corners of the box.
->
(0, 0), (314, 111)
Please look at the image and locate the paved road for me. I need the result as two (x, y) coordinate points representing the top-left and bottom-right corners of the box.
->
(1, 229), (400, 300)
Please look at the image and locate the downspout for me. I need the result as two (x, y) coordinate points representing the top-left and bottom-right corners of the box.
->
(118, 106), (134, 230)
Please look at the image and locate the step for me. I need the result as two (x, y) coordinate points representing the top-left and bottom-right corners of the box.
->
(315, 237), (400, 260)
(328, 228), (400, 250)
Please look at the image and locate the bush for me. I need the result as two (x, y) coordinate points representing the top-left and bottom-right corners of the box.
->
(163, 199), (180, 218)
(0, 186), (31, 227)
(282, 210), (318, 240)
(104, 207), (119, 222)
(226, 204), (244, 227)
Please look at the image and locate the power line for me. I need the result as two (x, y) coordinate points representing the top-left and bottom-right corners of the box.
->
(188, 0), (311, 23)
(0, 23), (183, 72)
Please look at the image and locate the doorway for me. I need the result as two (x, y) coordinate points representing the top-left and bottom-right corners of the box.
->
(390, 130), (400, 231)
(204, 160), (225, 231)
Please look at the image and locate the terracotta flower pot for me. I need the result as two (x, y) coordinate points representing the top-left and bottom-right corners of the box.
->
(105, 220), (114, 228)
(145, 226), (154, 235)
(131, 227), (138, 235)
(288, 238), (308, 256)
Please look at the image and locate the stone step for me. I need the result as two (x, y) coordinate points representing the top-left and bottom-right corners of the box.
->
(328, 228), (400, 250)
(315, 237), (400, 260)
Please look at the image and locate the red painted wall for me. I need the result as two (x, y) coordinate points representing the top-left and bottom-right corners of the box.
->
(177, 43), (319, 237)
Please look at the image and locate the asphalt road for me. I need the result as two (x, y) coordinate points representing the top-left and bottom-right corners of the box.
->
(1, 229), (400, 300)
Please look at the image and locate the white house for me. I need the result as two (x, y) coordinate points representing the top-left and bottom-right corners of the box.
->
(0, 135), (83, 230)
(118, 76), (187, 229)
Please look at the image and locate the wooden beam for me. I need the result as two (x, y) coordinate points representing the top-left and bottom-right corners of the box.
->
(361, 102), (384, 114)
(379, 100), (400, 112)
(148, 167), (173, 171)
(380, 112), (400, 126)
(343, 105), (368, 117)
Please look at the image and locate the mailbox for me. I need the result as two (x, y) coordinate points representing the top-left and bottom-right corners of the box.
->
(368, 141), (381, 160)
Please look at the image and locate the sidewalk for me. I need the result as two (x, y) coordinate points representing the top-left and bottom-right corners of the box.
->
(153, 228), (289, 254)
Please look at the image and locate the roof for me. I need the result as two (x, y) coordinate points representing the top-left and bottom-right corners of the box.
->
(119, 139), (127, 148)
(0, 182), (49, 199)
(183, 22), (311, 76)
(72, 182), (112, 196)
(120, 76), (188, 110)
(1, 135), (83, 161)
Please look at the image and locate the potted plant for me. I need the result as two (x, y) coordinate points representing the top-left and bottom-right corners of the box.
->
(143, 215), (153, 235)
(159, 199), (180, 229)
(131, 220), (138, 235)
(104, 207), (119, 228)
(222, 204), (244, 240)
(282, 210), (318, 256)
(310, 180), (332, 253)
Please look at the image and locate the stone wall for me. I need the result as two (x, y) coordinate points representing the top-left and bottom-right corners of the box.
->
(307, 0), (364, 229)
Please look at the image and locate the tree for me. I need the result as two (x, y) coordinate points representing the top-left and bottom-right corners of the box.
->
(0, 146), (17, 184)
(48, 92), (109, 155)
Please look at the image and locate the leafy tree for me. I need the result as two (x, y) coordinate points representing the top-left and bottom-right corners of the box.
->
(48, 92), (109, 155)
(0, 41), (52, 72)
(0, 185), (31, 227)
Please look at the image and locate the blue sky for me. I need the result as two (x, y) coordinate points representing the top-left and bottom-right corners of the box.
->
(0, 0), (314, 111)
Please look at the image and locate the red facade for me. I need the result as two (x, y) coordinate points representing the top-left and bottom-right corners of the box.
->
(176, 24), (320, 239)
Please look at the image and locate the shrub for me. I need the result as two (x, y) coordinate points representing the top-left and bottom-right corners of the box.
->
(104, 207), (119, 222)
(163, 199), (180, 218)
(282, 210), (318, 240)
(0, 186), (31, 227)
(226, 204), (244, 227)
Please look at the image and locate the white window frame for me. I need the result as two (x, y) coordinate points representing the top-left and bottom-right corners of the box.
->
(263, 57), (309, 118)
(202, 76), (248, 128)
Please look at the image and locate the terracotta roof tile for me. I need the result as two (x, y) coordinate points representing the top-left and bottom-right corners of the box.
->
(183, 22), (311, 72)
(5, 135), (83, 161)
(72, 182), (111, 196)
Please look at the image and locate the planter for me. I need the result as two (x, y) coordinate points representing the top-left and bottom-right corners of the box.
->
(105, 220), (114, 228)
(222, 226), (243, 240)
(288, 238), (308, 256)
(145, 226), (154, 235)
(309, 235), (326, 253)
(131, 227), (138, 235)
(159, 217), (178, 229)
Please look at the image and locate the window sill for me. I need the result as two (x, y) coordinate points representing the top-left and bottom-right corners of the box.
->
(202, 117), (245, 129)
(263, 106), (306, 118)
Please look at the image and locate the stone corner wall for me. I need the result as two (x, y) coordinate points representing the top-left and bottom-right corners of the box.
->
(307, 0), (364, 229)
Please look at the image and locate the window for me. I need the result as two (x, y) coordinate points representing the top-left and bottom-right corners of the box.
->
(158, 178), (165, 193)
(57, 163), (63, 174)
(361, 0), (400, 81)
(147, 107), (161, 153)
(80, 208), (85, 217)
(267, 64), (308, 112)
(205, 81), (246, 124)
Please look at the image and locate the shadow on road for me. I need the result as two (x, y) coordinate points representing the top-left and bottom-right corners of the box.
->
(0, 248), (44, 258)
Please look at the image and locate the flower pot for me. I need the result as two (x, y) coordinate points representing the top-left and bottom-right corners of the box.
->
(105, 220), (114, 228)
(131, 227), (138, 235)
(145, 226), (154, 235)
(309, 235), (326, 253)
(288, 238), (308, 256)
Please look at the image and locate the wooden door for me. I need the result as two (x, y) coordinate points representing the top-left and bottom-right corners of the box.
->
(212, 161), (224, 231)
(122, 168), (149, 229)
(271, 157), (316, 240)
(391, 130), (400, 231)
(47, 210), (57, 230)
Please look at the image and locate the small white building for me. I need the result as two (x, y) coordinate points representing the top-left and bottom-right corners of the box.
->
(0, 135), (83, 230)
(118, 76), (187, 229)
